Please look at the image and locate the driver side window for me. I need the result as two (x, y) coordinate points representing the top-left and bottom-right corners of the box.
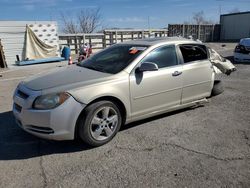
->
(140, 45), (178, 69)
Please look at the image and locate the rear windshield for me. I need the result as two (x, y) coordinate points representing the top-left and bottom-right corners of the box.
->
(78, 45), (148, 74)
(240, 38), (250, 46)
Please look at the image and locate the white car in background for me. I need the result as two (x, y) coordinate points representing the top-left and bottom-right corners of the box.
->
(234, 38), (250, 63)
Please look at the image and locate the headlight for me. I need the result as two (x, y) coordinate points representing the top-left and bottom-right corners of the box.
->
(33, 92), (70, 110)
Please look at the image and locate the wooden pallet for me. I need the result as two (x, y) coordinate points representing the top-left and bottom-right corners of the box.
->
(0, 39), (7, 68)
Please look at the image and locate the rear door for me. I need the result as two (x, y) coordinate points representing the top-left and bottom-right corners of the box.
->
(178, 44), (214, 104)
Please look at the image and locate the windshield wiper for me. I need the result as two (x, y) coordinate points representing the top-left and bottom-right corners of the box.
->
(80, 64), (110, 73)
(77, 61), (114, 74)
(82, 65), (100, 72)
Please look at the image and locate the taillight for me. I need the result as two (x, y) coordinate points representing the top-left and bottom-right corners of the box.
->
(235, 45), (247, 53)
(235, 45), (239, 52)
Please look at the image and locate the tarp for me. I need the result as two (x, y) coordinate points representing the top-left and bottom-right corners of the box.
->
(23, 25), (57, 60)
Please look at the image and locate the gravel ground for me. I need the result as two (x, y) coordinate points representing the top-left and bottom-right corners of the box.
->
(0, 44), (249, 188)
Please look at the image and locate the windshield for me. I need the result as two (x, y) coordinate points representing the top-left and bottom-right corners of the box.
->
(78, 44), (148, 74)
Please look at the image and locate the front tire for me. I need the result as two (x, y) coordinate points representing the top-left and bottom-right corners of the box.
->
(78, 101), (122, 147)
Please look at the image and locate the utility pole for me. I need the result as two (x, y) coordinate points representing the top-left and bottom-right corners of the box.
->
(147, 16), (151, 37)
(218, 4), (222, 24)
(219, 4), (222, 16)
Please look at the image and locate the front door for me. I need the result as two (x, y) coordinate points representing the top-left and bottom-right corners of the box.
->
(129, 45), (183, 118)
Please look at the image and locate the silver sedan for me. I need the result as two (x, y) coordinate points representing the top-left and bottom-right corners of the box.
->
(13, 37), (236, 146)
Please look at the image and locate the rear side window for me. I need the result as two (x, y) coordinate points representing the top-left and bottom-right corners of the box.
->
(179, 44), (208, 63)
(140, 45), (178, 69)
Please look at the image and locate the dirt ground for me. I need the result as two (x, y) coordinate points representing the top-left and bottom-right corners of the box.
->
(0, 43), (249, 188)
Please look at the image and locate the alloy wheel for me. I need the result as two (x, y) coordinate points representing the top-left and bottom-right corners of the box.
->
(90, 106), (118, 141)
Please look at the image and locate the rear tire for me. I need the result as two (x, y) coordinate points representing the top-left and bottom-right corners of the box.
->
(78, 101), (122, 147)
(211, 80), (224, 96)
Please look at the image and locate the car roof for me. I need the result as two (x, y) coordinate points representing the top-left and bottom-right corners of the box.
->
(120, 37), (200, 46)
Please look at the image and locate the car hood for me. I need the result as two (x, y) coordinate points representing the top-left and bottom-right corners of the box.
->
(23, 65), (112, 91)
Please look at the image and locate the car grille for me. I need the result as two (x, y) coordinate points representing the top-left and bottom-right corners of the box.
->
(14, 103), (22, 112)
(17, 90), (29, 99)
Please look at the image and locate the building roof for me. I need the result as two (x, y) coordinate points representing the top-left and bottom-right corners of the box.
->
(221, 11), (250, 17)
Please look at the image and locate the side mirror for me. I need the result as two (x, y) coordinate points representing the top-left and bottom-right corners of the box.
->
(137, 62), (158, 72)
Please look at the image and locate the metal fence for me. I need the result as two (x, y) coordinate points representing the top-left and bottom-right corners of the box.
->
(59, 29), (168, 54)
(168, 24), (220, 42)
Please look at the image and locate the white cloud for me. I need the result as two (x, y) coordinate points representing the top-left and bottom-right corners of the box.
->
(108, 17), (146, 23)
(17, 0), (59, 9)
(123, 5), (150, 9)
(174, 3), (194, 7)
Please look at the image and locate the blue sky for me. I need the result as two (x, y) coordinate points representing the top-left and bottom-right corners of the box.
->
(0, 0), (249, 30)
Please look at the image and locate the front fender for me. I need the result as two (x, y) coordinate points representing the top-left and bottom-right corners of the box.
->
(68, 79), (131, 120)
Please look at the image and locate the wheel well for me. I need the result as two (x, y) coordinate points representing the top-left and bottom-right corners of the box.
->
(88, 96), (127, 124)
(74, 96), (127, 139)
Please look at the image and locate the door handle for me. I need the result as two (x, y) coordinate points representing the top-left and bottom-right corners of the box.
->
(172, 71), (182, 76)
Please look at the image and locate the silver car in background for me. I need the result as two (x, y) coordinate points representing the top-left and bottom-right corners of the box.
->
(13, 37), (236, 146)
(234, 38), (250, 63)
